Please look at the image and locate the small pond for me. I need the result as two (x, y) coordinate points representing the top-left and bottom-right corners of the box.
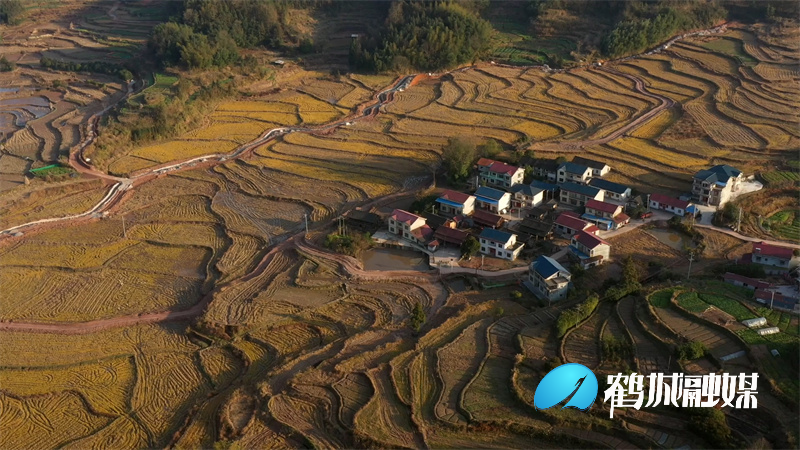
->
(647, 228), (695, 251)
(361, 247), (429, 272)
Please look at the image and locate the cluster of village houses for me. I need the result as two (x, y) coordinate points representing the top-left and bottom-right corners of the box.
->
(344, 156), (799, 311)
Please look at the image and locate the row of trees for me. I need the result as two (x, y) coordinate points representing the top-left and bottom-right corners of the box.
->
(555, 294), (599, 337)
(602, 3), (726, 58)
(40, 57), (133, 81)
(441, 137), (508, 184)
(350, 1), (493, 72)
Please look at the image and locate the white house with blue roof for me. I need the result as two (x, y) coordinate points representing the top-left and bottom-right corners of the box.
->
(692, 165), (743, 207)
(557, 162), (592, 184)
(527, 255), (571, 301)
(588, 178), (632, 203)
(474, 186), (512, 214)
(478, 228), (524, 260)
(509, 184), (544, 208)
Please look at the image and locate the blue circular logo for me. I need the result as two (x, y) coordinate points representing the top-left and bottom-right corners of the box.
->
(533, 363), (598, 411)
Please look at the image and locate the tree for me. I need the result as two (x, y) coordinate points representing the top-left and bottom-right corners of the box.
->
(461, 235), (480, 258)
(0, 0), (24, 25)
(478, 138), (502, 158)
(0, 56), (15, 72)
(441, 138), (476, 183)
(555, 156), (567, 164)
(409, 302), (426, 332)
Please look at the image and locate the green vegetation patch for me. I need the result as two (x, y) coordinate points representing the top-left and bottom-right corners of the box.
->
(762, 170), (800, 186)
(675, 291), (707, 313)
(648, 288), (674, 308)
(701, 37), (758, 66)
(763, 208), (800, 242)
(697, 292), (755, 321)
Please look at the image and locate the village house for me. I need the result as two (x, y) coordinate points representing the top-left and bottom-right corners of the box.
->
(476, 158), (524, 188)
(744, 242), (799, 272)
(345, 210), (381, 233)
(559, 182), (604, 206)
(434, 225), (470, 248)
(527, 158), (559, 182)
(754, 288), (799, 313)
(723, 272), (771, 290)
(435, 190), (475, 216)
(478, 228), (524, 261)
(470, 209), (505, 229)
(649, 193), (693, 217)
(387, 209), (432, 245)
(509, 184), (544, 209)
(692, 164), (743, 207)
(530, 180), (560, 201)
(588, 178), (631, 203)
(572, 156), (611, 178)
(583, 199), (630, 231)
(556, 162), (592, 184)
(515, 218), (554, 241)
(569, 229), (611, 269)
(474, 186), (512, 214)
(554, 212), (598, 239)
(527, 255), (571, 301)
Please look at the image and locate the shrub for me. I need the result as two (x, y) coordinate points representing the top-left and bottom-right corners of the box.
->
(409, 302), (426, 333)
(0, 56), (15, 72)
(323, 232), (373, 257)
(461, 236), (480, 258)
(687, 408), (731, 448)
(555, 294), (599, 337)
(676, 341), (707, 361)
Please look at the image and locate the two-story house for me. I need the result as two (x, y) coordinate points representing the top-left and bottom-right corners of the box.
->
(509, 184), (544, 209)
(569, 229), (611, 269)
(474, 186), (512, 214)
(477, 158), (524, 188)
(583, 199), (630, 230)
(527, 158), (559, 182)
(478, 228), (524, 261)
(387, 209), (434, 246)
(559, 182), (604, 207)
(588, 178), (631, 203)
(649, 193), (692, 217)
(692, 165), (743, 207)
(557, 162), (592, 184)
(554, 212), (598, 239)
(572, 156), (611, 178)
(435, 190), (475, 216)
(527, 255), (571, 301)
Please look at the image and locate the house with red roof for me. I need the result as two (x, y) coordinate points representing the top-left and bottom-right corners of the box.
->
(477, 158), (524, 188)
(649, 193), (693, 217)
(569, 230), (611, 269)
(435, 190), (475, 216)
(748, 242), (799, 271)
(388, 209), (429, 244)
(583, 199), (630, 230)
(554, 212), (598, 239)
(722, 272), (771, 291)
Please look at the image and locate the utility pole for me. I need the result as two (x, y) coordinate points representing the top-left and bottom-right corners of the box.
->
(304, 213), (309, 238)
(686, 252), (694, 280)
(770, 289), (776, 309)
(122, 215), (127, 238)
(736, 206), (743, 233)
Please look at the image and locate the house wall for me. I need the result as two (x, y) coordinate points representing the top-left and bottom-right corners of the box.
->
(557, 169), (591, 184)
(527, 271), (570, 300)
(479, 235), (520, 260)
(561, 190), (602, 207)
(649, 200), (685, 217)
